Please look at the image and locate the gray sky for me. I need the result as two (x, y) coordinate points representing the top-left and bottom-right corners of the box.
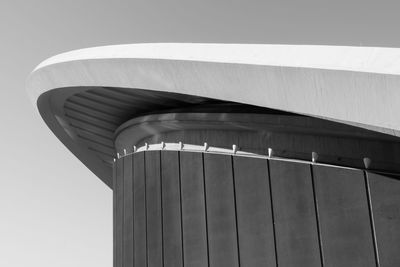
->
(1, 0), (400, 266)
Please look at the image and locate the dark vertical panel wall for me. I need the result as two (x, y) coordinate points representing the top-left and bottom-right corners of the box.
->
(133, 153), (146, 267)
(180, 152), (208, 267)
(114, 151), (400, 267)
(203, 154), (239, 267)
(113, 160), (117, 267)
(233, 156), (276, 267)
(145, 151), (163, 267)
(313, 166), (376, 267)
(161, 151), (183, 267)
(115, 159), (124, 267)
(367, 172), (400, 267)
(123, 155), (133, 267)
(269, 160), (321, 267)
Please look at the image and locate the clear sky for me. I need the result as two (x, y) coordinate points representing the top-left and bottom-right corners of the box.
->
(1, 1), (400, 266)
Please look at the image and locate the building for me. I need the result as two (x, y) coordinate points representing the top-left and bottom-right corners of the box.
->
(28, 44), (400, 267)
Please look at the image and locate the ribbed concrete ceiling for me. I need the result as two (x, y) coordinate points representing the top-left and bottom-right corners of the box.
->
(63, 87), (217, 166)
(62, 86), (292, 169)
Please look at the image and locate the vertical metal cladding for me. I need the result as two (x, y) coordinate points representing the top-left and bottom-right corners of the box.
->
(312, 166), (376, 266)
(114, 151), (400, 267)
(269, 160), (320, 266)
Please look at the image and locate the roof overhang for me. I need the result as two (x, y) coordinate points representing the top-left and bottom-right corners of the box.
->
(27, 43), (400, 186)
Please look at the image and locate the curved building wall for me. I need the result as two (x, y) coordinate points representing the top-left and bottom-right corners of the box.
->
(113, 150), (400, 267)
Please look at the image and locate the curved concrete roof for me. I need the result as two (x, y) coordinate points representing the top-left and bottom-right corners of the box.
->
(29, 43), (400, 135)
(27, 43), (400, 185)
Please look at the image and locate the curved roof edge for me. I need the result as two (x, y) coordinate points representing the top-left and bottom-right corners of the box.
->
(27, 43), (400, 186)
(28, 43), (400, 136)
(34, 43), (400, 75)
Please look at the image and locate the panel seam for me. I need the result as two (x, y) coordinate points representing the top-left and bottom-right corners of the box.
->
(132, 156), (135, 267)
(310, 165), (325, 267)
(121, 159), (125, 267)
(202, 153), (211, 267)
(144, 153), (148, 267)
(160, 151), (165, 267)
(266, 159), (279, 267)
(230, 156), (241, 267)
(113, 160), (117, 267)
(364, 171), (380, 267)
(178, 152), (185, 267)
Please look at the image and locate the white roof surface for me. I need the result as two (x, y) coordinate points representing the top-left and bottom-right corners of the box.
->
(28, 43), (400, 136)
